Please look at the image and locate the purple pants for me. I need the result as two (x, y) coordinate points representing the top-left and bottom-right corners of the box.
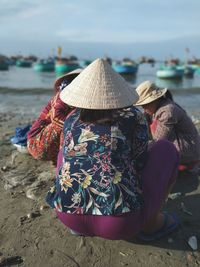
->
(56, 140), (179, 240)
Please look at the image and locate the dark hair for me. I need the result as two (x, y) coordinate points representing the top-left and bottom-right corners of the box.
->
(55, 74), (79, 93)
(164, 90), (173, 101)
(79, 109), (120, 125)
(155, 89), (174, 103)
(154, 89), (174, 111)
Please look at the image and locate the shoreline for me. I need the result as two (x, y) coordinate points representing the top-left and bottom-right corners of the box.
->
(0, 86), (200, 132)
(1, 86), (200, 92)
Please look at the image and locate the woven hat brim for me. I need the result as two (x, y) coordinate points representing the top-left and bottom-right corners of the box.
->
(60, 59), (138, 110)
(60, 93), (136, 110)
(135, 88), (167, 106)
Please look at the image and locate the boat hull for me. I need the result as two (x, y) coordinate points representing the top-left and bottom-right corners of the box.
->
(176, 65), (195, 77)
(33, 63), (55, 72)
(79, 60), (91, 68)
(55, 63), (80, 74)
(112, 64), (138, 75)
(156, 67), (184, 79)
(184, 67), (195, 77)
(16, 60), (32, 67)
(0, 62), (9, 70)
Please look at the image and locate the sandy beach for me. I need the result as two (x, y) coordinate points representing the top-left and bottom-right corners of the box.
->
(0, 89), (200, 267)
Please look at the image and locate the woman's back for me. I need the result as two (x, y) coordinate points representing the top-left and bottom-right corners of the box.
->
(153, 99), (200, 163)
(46, 106), (148, 215)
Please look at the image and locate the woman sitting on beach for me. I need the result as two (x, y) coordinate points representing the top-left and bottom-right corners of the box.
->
(28, 58), (180, 241)
(27, 69), (82, 165)
(135, 81), (200, 172)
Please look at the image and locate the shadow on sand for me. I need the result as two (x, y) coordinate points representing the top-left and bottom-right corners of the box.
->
(172, 170), (200, 194)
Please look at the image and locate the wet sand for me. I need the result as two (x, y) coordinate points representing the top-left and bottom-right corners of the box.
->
(0, 91), (200, 267)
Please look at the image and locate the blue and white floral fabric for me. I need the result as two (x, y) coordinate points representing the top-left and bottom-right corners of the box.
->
(46, 106), (148, 215)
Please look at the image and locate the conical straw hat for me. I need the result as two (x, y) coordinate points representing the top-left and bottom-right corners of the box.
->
(60, 58), (138, 109)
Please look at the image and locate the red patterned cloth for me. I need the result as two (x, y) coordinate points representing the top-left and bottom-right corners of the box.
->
(150, 119), (158, 135)
(27, 92), (72, 165)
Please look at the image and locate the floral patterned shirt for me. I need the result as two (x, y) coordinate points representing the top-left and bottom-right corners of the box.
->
(46, 106), (149, 215)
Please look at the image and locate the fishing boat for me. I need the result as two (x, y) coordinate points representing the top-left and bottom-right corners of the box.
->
(79, 59), (92, 68)
(112, 59), (138, 75)
(184, 66), (195, 77)
(0, 55), (9, 70)
(33, 59), (55, 72)
(156, 65), (184, 79)
(0, 60), (9, 70)
(139, 56), (155, 65)
(177, 65), (195, 77)
(16, 59), (32, 67)
(55, 58), (80, 75)
(188, 62), (200, 73)
(183, 50), (200, 71)
(0, 61), (9, 70)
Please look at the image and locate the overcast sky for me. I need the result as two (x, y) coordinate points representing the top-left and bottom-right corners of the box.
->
(0, 0), (199, 59)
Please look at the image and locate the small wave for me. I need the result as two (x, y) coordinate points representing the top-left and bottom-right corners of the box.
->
(1, 86), (200, 96)
(131, 85), (200, 94)
(0, 87), (53, 95)
(171, 87), (200, 95)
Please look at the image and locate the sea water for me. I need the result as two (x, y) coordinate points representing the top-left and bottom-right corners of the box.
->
(0, 64), (200, 119)
(1, 64), (200, 90)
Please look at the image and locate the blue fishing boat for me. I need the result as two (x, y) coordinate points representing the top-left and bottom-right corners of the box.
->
(33, 59), (55, 72)
(16, 59), (32, 67)
(0, 55), (9, 70)
(177, 65), (195, 77)
(79, 59), (92, 68)
(112, 60), (138, 75)
(185, 58), (200, 73)
(55, 58), (80, 75)
(156, 65), (184, 79)
(0, 60), (9, 70)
